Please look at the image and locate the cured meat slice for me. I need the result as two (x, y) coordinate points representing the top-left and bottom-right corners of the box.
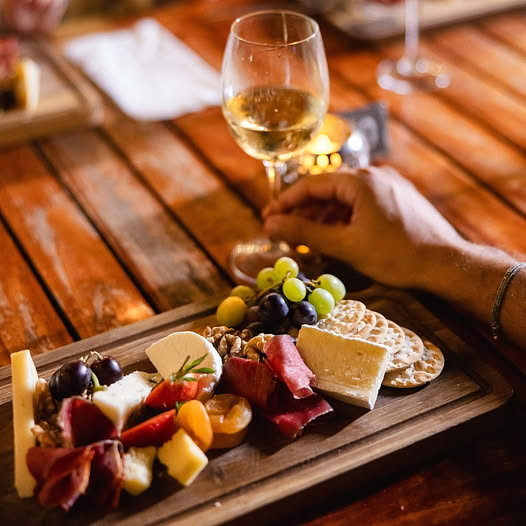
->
(26, 440), (124, 512)
(86, 441), (124, 510)
(264, 335), (314, 399)
(27, 446), (94, 511)
(264, 386), (333, 439)
(222, 357), (276, 409)
(58, 397), (117, 447)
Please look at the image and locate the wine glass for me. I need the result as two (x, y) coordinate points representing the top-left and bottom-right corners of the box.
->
(221, 10), (330, 283)
(376, 0), (450, 94)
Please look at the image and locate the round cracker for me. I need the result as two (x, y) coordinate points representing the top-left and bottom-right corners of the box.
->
(382, 339), (445, 388)
(371, 319), (405, 356)
(316, 299), (367, 335)
(386, 327), (424, 372)
(362, 310), (388, 342)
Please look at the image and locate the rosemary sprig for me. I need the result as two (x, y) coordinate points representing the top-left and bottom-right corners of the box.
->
(168, 353), (215, 384)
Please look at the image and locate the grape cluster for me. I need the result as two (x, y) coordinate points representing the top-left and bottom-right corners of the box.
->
(49, 353), (123, 401)
(216, 257), (346, 333)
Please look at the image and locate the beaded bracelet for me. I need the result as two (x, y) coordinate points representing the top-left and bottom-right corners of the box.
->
(490, 262), (526, 340)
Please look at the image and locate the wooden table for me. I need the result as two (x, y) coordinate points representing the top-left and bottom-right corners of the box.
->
(1, 1), (526, 524)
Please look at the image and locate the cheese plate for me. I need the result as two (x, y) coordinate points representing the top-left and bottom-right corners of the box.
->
(0, 284), (513, 526)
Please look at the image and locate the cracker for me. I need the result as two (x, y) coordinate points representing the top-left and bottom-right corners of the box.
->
(370, 319), (405, 356)
(386, 327), (424, 372)
(316, 299), (367, 335)
(362, 310), (388, 342)
(382, 340), (445, 388)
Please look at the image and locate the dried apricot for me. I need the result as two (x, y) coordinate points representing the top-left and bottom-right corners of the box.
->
(205, 394), (252, 435)
(175, 400), (213, 452)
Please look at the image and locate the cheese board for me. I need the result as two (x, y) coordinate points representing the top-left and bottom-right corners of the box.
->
(0, 284), (513, 526)
(0, 40), (102, 148)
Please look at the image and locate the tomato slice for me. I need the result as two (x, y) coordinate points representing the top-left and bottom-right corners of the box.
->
(205, 394), (252, 435)
(175, 400), (213, 452)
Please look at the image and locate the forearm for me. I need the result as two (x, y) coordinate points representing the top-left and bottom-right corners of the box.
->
(421, 241), (526, 349)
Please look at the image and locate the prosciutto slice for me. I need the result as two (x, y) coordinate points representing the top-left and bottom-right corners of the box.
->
(58, 397), (117, 447)
(86, 441), (124, 510)
(264, 335), (314, 399)
(264, 386), (333, 439)
(27, 440), (124, 512)
(222, 356), (277, 409)
(27, 446), (94, 511)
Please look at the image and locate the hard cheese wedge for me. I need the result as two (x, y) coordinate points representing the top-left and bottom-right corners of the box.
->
(123, 446), (157, 496)
(296, 326), (389, 410)
(11, 349), (38, 498)
(145, 331), (222, 402)
(92, 371), (153, 432)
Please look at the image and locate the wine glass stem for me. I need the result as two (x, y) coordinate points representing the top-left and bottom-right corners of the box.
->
(263, 160), (285, 203)
(404, 0), (420, 66)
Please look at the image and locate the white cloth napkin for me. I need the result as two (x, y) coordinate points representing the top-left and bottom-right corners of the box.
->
(65, 18), (221, 121)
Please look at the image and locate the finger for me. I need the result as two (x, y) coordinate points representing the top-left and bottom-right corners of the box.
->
(264, 214), (348, 259)
(264, 171), (360, 217)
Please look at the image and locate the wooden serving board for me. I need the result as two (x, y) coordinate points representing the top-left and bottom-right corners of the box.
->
(0, 285), (513, 526)
(0, 40), (102, 148)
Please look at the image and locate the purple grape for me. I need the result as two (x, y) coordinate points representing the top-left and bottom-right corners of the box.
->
(91, 356), (123, 386)
(259, 292), (289, 325)
(49, 360), (91, 400)
(290, 301), (318, 328)
(245, 305), (260, 324)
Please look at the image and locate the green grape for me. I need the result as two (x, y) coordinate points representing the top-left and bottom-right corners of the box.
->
(256, 267), (280, 290)
(317, 274), (346, 302)
(273, 257), (299, 280)
(282, 278), (306, 302)
(230, 285), (256, 305)
(216, 296), (247, 327)
(308, 288), (335, 316)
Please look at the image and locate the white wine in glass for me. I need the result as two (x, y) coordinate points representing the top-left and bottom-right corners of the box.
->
(221, 10), (329, 283)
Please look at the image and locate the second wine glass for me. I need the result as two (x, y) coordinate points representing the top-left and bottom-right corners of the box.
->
(221, 10), (329, 283)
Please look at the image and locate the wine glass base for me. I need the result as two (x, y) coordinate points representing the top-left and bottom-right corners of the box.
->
(229, 239), (327, 285)
(377, 57), (450, 95)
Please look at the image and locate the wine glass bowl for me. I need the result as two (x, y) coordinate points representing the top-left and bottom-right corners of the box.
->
(221, 10), (330, 283)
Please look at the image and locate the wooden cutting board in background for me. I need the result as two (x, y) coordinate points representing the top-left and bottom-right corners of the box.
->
(0, 40), (102, 148)
(0, 285), (513, 526)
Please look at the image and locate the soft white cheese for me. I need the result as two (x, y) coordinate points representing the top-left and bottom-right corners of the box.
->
(11, 349), (38, 498)
(92, 371), (153, 432)
(296, 326), (389, 410)
(145, 331), (222, 402)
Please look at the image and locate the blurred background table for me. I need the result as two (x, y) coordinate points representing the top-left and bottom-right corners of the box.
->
(1, 0), (525, 524)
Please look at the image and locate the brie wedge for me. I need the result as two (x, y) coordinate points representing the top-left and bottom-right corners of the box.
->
(11, 349), (38, 498)
(92, 371), (153, 432)
(296, 326), (389, 410)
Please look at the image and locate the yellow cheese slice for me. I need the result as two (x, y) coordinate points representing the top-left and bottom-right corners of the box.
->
(11, 349), (38, 498)
(297, 326), (389, 410)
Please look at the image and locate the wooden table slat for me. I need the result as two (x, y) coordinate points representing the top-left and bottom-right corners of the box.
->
(0, 146), (154, 338)
(100, 107), (264, 275)
(479, 13), (526, 55)
(0, 221), (72, 365)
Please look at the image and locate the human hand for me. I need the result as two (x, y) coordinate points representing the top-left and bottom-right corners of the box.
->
(263, 166), (466, 289)
(1, 0), (68, 34)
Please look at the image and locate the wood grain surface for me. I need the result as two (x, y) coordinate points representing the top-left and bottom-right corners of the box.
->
(0, 0), (523, 525)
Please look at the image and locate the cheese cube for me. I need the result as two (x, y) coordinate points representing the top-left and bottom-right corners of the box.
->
(11, 349), (38, 498)
(157, 429), (208, 486)
(123, 446), (157, 496)
(92, 371), (153, 432)
(297, 326), (389, 410)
